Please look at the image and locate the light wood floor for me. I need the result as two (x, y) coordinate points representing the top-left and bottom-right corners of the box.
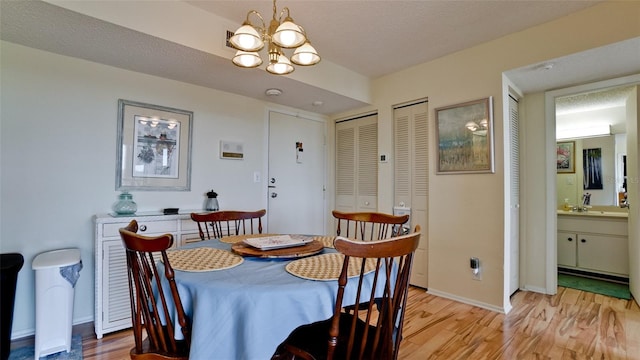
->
(81, 286), (640, 359)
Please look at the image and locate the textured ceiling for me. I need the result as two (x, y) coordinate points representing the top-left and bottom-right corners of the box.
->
(185, 0), (604, 79)
(1, 0), (638, 116)
(556, 86), (635, 116)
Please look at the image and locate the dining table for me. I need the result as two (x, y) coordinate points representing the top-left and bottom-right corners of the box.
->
(158, 235), (384, 360)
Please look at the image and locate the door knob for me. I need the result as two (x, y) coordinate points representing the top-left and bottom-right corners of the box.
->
(271, 192), (278, 198)
(270, 178), (276, 184)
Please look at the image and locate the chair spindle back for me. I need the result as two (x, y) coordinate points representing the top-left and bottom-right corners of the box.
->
(119, 220), (190, 360)
(190, 209), (266, 240)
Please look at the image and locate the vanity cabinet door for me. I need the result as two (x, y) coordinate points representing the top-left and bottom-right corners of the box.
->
(557, 231), (577, 267)
(577, 234), (629, 275)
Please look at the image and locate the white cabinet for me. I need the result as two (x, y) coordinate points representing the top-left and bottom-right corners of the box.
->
(557, 231), (577, 267)
(180, 218), (202, 244)
(557, 215), (628, 277)
(577, 233), (628, 275)
(94, 212), (201, 338)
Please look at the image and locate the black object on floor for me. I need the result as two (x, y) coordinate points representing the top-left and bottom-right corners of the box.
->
(1, 253), (24, 360)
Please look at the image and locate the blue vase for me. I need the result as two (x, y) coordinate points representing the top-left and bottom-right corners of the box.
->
(113, 192), (137, 215)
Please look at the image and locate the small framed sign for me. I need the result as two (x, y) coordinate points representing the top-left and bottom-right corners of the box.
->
(220, 141), (244, 160)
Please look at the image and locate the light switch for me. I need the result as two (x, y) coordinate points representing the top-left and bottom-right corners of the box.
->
(566, 176), (574, 185)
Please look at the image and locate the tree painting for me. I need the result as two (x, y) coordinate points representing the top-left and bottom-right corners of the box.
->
(583, 148), (603, 190)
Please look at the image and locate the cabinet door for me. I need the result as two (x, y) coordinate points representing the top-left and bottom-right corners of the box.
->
(557, 231), (577, 267)
(578, 234), (629, 275)
(102, 239), (132, 331)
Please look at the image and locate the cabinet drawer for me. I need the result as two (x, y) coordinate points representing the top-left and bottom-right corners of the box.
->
(181, 234), (203, 244)
(558, 216), (627, 236)
(103, 220), (178, 238)
(181, 219), (199, 232)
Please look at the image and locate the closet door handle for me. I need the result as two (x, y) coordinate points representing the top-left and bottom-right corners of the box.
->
(567, 237), (573, 242)
(580, 238), (586, 243)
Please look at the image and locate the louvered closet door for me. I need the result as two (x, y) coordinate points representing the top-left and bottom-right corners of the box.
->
(336, 114), (378, 212)
(394, 101), (429, 288)
(509, 95), (521, 295)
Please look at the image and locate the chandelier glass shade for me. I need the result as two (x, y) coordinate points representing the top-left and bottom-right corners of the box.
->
(229, 0), (320, 75)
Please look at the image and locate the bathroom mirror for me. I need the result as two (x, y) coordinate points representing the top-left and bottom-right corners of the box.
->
(556, 86), (633, 207)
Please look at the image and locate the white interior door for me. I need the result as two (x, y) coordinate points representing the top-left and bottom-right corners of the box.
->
(267, 111), (325, 235)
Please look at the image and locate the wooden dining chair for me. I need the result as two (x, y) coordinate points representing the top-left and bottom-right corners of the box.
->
(119, 220), (190, 360)
(332, 210), (410, 241)
(190, 209), (266, 240)
(272, 226), (421, 360)
(332, 210), (411, 313)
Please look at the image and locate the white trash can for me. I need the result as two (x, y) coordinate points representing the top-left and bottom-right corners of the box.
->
(32, 248), (82, 358)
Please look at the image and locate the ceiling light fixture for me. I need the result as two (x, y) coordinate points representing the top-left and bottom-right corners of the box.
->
(229, 0), (320, 75)
(265, 88), (283, 96)
(556, 124), (611, 140)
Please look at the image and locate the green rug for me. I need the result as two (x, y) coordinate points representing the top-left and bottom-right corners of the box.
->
(558, 273), (631, 300)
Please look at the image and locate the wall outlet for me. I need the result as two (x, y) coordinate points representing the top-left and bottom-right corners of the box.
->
(470, 257), (481, 280)
(472, 269), (482, 281)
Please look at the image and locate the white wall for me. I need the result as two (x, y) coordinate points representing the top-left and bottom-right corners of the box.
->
(0, 41), (316, 337)
(331, 1), (640, 311)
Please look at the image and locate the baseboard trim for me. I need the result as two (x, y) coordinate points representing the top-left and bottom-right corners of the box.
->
(10, 321), (94, 350)
(426, 288), (506, 314)
(558, 267), (629, 284)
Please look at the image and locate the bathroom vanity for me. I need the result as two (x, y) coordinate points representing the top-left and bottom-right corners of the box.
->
(557, 209), (629, 277)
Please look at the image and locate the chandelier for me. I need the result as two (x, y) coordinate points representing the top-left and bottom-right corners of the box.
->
(229, 0), (320, 75)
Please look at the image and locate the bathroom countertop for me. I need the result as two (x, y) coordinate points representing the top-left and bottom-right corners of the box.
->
(557, 209), (628, 218)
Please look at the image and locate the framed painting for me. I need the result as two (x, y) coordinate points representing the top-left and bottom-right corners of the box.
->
(116, 99), (193, 191)
(583, 147), (603, 189)
(435, 97), (494, 174)
(556, 141), (575, 173)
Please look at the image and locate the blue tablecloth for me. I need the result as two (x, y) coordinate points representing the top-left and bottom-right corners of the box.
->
(164, 239), (381, 360)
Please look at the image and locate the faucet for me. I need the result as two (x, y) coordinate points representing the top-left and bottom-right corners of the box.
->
(572, 205), (588, 212)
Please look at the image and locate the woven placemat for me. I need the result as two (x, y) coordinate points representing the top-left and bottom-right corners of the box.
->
(219, 233), (278, 244)
(164, 247), (243, 272)
(286, 253), (377, 281)
(313, 236), (336, 248)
